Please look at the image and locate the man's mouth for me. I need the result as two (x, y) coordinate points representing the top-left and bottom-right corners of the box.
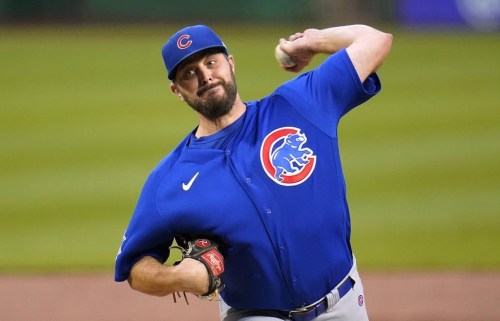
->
(198, 83), (222, 96)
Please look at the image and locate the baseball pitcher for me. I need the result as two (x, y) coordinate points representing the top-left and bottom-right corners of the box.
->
(115, 23), (392, 321)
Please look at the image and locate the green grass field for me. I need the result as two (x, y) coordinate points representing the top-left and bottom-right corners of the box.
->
(1, 25), (499, 273)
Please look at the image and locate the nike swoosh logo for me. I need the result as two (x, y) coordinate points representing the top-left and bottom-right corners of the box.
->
(182, 172), (199, 191)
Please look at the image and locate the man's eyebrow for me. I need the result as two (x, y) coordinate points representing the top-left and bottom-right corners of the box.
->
(178, 51), (224, 70)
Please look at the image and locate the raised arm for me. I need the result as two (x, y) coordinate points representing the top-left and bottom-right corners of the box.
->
(278, 24), (393, 82)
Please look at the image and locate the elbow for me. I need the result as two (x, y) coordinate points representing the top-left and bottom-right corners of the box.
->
(373, 32), (393, 71)
(364, 25), (393, 53)
(127, 274), (144, 293)
(127, 274), (137, 290)
(382, 32), (393, 57)
(377, 31), (393, 62)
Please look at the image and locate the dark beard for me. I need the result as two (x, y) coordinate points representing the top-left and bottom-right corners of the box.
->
(183, 73), (238, 121)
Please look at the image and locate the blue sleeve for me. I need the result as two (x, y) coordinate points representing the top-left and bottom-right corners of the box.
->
(277, 49), (381, 137)
(114, 171), (173, 282)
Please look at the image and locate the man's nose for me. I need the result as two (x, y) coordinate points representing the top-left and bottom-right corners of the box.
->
(199, 67), (213, 85)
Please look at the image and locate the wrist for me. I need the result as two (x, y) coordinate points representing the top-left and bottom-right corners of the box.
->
(174, 258), (209, 295)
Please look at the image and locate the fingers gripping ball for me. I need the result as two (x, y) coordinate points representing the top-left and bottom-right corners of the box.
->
(171, 237), (225, 301)
(274, 43), (296, 68)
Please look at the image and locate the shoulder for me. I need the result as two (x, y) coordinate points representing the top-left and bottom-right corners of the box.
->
(146, 134), (190, 182)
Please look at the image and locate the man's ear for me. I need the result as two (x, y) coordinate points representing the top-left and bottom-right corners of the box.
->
(228, 55), (236, 73)
(170, 83), (185, 101)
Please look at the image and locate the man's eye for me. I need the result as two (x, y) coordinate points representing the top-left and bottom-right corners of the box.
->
(184, 70), (195, 78)
(207, 59), (216, 67)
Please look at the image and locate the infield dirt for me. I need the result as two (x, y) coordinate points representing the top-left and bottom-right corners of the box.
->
(1, 271), (499, 321)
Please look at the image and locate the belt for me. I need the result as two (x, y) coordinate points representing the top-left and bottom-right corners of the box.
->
(287, 277), (355, 321)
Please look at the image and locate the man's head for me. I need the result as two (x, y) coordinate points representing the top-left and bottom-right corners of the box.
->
(162, 25), (239, 122)
(162, 25), (228, 81)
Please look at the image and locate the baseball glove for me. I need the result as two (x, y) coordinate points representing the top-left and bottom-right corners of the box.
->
(170, 236), (225, 301)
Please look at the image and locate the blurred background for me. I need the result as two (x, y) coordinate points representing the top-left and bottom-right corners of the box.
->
(1, 0), (499, 31)
(1, 0), (499, 275)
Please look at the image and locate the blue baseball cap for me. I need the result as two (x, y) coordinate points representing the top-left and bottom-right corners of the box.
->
(162, 25), (228, 81)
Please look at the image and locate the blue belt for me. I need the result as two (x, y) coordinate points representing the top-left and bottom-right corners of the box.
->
(287, 277), (355, 321)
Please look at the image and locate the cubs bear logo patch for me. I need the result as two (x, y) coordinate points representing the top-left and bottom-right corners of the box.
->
(260, 127), (316, 186)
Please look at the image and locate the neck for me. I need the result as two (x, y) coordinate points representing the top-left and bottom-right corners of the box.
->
(195, 95), (246, 138)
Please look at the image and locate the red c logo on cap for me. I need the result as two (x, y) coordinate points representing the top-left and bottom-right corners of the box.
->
(177, 35), (192, 49)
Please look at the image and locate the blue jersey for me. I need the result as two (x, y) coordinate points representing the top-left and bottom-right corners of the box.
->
(115, 49), (381, 310)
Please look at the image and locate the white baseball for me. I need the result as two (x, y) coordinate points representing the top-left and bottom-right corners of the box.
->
(274, 44), (296, 68)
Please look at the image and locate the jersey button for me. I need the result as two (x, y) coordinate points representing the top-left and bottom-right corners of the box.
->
(245, 177), (251, 184)
(225, 149), (231, 156)
(266, 208), (272, 214)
